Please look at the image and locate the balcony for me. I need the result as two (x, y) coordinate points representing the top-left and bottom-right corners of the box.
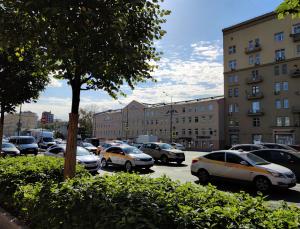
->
(245, 44), (262, 54)
(246, 75), (263, 84)
(290, 33), (300, 42)
(290, 69), (300, 78)
(248, 109), (264, 116)
(292, 106), (300, 113)
(246, 92), (264, 100)
(275, 56), (286, 62)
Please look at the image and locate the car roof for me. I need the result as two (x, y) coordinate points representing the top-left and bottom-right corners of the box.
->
(210, 150), (248, 156)
(232, 144), (260, 147)
(10, 136), (34, 139)
(251, 148), (300, 157)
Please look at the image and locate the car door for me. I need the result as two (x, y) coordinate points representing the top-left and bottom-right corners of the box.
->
(202, 152), (226, 177)
(269, 150), (290, 167)
(252, 150), (272, 162)
(224, 153), (252, 181)
(107, 147), (121, 164)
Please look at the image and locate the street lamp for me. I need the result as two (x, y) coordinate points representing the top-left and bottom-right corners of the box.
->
(17, 104), (22, 136)
(162, 92), (174, 143)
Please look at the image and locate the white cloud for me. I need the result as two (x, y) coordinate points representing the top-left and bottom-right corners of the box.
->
(49, 77), (63, 88)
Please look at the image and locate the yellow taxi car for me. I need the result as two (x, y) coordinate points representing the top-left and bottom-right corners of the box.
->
(100, 145), (154, 172)
(191, 150), (296, 192)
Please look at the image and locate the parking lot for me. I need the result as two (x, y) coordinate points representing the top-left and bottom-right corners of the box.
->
(98, 150), (300, 207)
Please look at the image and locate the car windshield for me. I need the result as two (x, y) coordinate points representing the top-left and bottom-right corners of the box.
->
(43, 137), (54, 142)
(76, 147), (92, 156)
(2, 143), (14, 148)
(18, 138), (35, 144)
(246, 153), (270, 165)
(158, 143), (173, 150)
(123, 147), (142, 154)
(82, 143), (93, 147)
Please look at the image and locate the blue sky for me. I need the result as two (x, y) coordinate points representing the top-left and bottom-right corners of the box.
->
(23, 0), (283, 120)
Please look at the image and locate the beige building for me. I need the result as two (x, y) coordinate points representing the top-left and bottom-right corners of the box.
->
(223, 12), (300, 146)
(3, 111), (38, 136)
(94, 96), (225, 150)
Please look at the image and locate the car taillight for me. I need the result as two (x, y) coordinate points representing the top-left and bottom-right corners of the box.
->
(192, 159), (198, 164)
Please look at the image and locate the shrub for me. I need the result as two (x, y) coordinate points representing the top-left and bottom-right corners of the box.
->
(13, 174), (300, 229)
(0, 157), (299, 228)
(0, 156), (88, 212)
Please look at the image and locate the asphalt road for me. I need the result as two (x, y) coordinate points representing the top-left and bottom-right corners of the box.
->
(98, 151), (300, 207)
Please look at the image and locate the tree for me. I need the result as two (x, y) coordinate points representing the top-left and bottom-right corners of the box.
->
(78, 105), (99, 140)
(0, 47), (49, 151)
(277, 0), (300, 18)
(3, 0), (170, 178)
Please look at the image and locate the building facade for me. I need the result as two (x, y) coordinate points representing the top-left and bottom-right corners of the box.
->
(3, 111), (38, 136)
(41, 111), (54, 123)
(93, 96), (225, 150)
(223, 12), (300, 146)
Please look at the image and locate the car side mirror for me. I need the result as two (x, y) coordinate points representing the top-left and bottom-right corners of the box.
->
(240, 161), (249, 166)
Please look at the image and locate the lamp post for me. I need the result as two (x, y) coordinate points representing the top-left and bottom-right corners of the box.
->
(17, 104), (22, 136)
(163, 92), (173, 143)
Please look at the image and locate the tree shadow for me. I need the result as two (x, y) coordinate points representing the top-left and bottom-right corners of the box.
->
(154, 162), (188, 168)
(98, 165), (155, 175)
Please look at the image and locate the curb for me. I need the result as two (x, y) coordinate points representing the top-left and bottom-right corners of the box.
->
(0, 207), (29, 229)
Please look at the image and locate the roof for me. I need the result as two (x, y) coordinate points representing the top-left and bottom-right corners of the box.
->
(212, 150), (248, 155)
(222, 11), (276, 34)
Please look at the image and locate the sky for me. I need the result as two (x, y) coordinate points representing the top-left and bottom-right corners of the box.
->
(22, 0), (283, 120)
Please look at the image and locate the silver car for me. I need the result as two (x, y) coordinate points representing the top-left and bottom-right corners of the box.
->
(1, 142), (20, 156)
(44, 145), (100, 173)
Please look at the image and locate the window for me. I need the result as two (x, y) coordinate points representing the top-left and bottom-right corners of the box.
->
(252, 134), (262, 144)
(188, 129), (192, 135)
(182, 117), (185, 123)
(282, 64), (288, 75)
(234, 88), (239, 97)
(251, 101), (260, 113)
(208, 104), (213, 111)
(228, 75), (238, 84)
(182, 107), (185, 113)
(275, 49), (285, 61)
(251, 70), (259, 79)
(182, 129), (185, 135)
(255, 38), (260, 47)
(253, 118), (260, 127)
(276, 117), (290, 127)
(282, 82), (288, 91)
(297, 45), (300, 55)
(194, 128), (199, 135)
(274, 65), (280, 76)
(188, 107), (192, 112)
(175, 118), (179, 124)
(228, 45), (236, 54)
(228, 88), (233, 97)
(274, 82), (281, 92)
(252, 86), (259, 95)
(275, 99), (281, 109)
(188, 117), (192, 123)
(205, 152), (225, 162)
(293, 23), (300, 34)
(249, 55), (254, 65)
(255, 53), (260, 65)
(283, 99), (289, 109)
(228, 60), (237, 70)
(248, 40), (254, 50)
(229, 104), (239, 113)
(274, 32), (284, 41)
(226, 153), (244, 164)
(195, 116), (199, 123)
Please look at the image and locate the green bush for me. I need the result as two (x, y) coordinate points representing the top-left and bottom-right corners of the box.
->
(0, 157), (299, 228)
(0, 156), (88, 212)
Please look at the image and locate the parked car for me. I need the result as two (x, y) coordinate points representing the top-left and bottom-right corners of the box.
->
(9, 136), (38, 155)
(44, 145), (100, 173)
(259, 143), (298, 152)
(140, 142), (185, 164)
(97, 142), (122, 154)
(230, 144), (266, 151)
(171, 143), (185, 151)
(288, 145), (300, 152)
(100, 145), (154, 172)
(191, 150), (296, 192)
(38, 136), (56, 149)
(250, 149), (300, 181)
(84, 138), (100, 147)
(1, 142), (20, 156)
(81, 142), (98, 154)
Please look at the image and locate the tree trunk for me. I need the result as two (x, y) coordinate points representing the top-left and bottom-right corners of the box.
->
(64, 79), (81, 179)
(0, 106), (4, 154)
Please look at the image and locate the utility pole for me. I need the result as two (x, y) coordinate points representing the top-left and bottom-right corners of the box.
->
(126, 107), (129, 140)
(170, 96), (173, 143)
(17, 105), (22, 136)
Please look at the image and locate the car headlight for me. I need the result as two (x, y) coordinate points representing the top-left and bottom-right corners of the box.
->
(268, 170), (285, 178)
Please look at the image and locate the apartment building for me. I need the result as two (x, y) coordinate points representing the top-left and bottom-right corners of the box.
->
(41, 111), (54, 123)
(93, 96), (224, 150)
(3, 111), (38, 136)
(223, 12), (300, 146)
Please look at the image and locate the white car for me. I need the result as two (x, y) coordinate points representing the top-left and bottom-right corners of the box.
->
(100, 145), (154, 172)
(191, 150), (296, 192)
(44, 145), (100, 173)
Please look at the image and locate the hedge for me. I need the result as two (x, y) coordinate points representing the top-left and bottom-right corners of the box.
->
(0, 157), (300, 228)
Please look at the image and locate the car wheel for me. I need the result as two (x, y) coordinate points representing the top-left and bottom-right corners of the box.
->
(101, 158), (108, 168)
(125, 161), (133, 172)
(254, 176), (271, 192)
(197, 169), (210, 184)
(160, 155), (168, 164)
